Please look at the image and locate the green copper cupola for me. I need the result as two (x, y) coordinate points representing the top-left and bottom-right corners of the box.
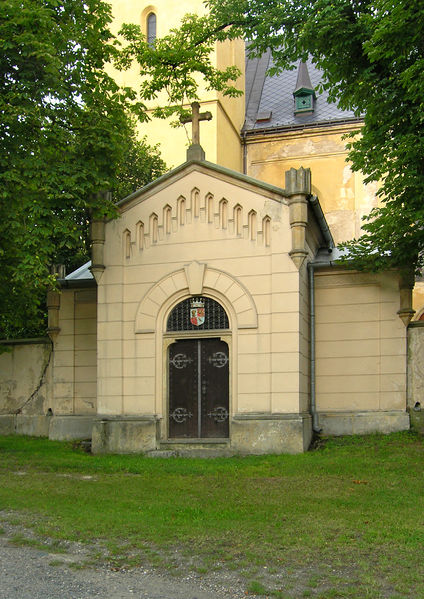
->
(293, 61), (316, 115)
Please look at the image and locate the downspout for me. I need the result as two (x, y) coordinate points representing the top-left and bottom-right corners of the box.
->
(308, 195), (335, 434)
(308, 257), (338, 433)
(242, 131), (247, 175)
(308, 261), (320, 433)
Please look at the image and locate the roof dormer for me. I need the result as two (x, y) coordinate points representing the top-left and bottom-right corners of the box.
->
(293, 61), (316, 115)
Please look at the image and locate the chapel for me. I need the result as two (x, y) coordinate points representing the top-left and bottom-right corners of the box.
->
(0, 0), (418, 453)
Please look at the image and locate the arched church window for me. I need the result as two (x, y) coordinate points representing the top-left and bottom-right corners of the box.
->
(167, 297), (229, 331)
(147, 12), (156, 46)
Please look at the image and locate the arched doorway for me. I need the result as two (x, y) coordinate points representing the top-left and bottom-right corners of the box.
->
(166, 297), (230, 439)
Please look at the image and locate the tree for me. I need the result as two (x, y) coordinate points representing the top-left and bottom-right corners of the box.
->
(0, 0), (238, 339)
(200, 0), (424, 273)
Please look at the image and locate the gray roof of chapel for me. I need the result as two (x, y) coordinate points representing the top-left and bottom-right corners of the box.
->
(244, 52), (359, 132)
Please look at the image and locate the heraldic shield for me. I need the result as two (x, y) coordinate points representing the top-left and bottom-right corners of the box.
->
(168, 338), (229, 438)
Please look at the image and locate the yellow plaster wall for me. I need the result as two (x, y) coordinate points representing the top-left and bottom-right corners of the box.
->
(314, 270), (406, 413)
(108, 0), (244, 171)
(245, 126), (378, 245)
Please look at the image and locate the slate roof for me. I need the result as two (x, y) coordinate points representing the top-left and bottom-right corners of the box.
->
(244, 52), (359, 132)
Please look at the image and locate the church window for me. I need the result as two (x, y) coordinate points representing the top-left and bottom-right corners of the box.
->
(150, 213), (158, 243)
(248, 210), (257, 240)
(219, 199), (228, 229)
(263, 216), (271, 246)
(167, 296), (229, 332)
(164, 205), (172, 234)
(136, 221), (144, 250)
(234, 204), (242, 236)
(146, 12), (156, 46)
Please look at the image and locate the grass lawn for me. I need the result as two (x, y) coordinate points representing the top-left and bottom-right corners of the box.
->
(0, 432), (423, 598)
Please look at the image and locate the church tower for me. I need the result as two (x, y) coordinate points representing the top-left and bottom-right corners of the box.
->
(108, 0), (245, 171)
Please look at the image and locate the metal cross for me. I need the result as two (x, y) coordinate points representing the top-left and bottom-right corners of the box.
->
(180, 102), (212, 145)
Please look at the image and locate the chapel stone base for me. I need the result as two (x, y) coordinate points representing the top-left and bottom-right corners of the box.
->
(230, 413), (313, 455)
(0, 414), (95, 439)
(90, 413), (313, 456)
(49, 416), (95, 441)
(91, 416), (158, 454)
(317, 410), (410, 436)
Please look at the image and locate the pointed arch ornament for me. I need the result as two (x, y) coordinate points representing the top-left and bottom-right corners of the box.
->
(135, 262), (258, 333)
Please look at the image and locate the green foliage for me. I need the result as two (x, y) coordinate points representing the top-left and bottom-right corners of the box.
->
(113, 131), (167, 201)
(0, 0), (131, 337)
(0, 1), (241, 339)
(205, 0), (424, 272)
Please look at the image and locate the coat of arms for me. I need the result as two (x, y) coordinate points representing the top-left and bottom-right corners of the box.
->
(190, 298), (205, 326)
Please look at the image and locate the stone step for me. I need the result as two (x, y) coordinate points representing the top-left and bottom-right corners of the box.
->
(147, 443), (233, 458)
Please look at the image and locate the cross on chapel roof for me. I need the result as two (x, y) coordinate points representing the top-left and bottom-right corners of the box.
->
(180, 101), (212, 161)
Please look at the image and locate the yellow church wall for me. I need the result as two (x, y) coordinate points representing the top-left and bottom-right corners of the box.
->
(315, 270), (406, 417)
(245, 125), (378, 245)
(108, 0), (244, 171)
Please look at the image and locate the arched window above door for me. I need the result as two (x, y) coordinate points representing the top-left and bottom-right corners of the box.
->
(167, 296), (229, 332)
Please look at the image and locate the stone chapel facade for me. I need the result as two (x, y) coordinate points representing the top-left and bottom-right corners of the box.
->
(0, 0), (417, 453)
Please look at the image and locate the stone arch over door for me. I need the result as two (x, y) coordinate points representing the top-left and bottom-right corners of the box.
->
(134, 263), (257, 438)
(134, 262), (258, 334)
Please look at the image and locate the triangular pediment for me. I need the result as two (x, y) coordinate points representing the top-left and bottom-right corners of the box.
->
(116, 159), (288, 214)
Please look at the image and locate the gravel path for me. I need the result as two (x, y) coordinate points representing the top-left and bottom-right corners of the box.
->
(0, 535), (247, 599)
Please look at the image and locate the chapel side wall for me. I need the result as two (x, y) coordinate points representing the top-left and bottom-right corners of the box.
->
(73, 289), (97, 415)
(315, 269), (409, 435)
(48, 288), (97, 441)
(0, 339), (52, 436)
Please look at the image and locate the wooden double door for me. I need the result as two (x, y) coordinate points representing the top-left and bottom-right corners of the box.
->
(168, 338), (229, 438)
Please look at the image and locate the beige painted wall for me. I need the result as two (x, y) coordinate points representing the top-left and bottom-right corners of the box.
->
(245, 125), (378, 245)
(315, 269), (407, 414)
(0, 340), (52, 416)
(52, 289), (97, 415)
(96, 165), (314, 428)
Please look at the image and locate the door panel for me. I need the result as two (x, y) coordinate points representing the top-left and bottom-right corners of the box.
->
(168, 340), (198, 438)
(168, 338), (229, 439)
(201, 339), (229, 438)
